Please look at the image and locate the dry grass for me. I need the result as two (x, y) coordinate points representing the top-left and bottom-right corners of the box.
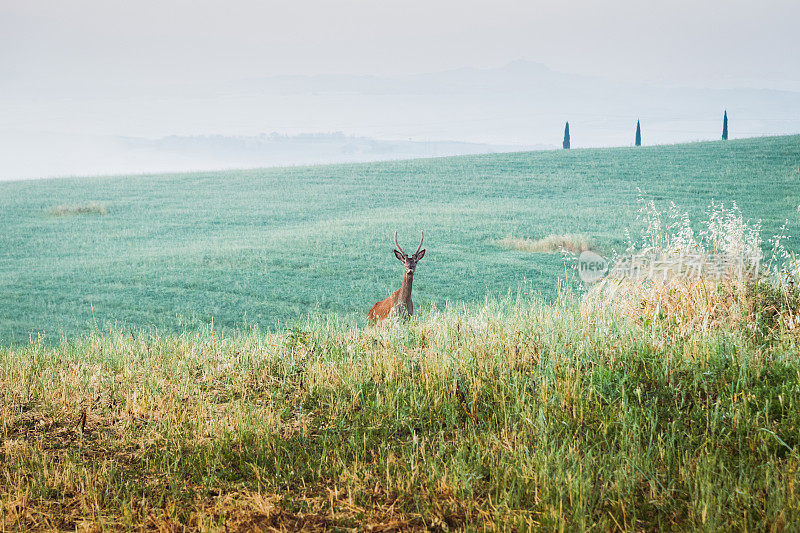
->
(580, 198), (800, 338)
(2, 297), (799, 530)
(582, 271), (800, 339)
(496, 234), (592, 254)
(48, 202), (107, 217)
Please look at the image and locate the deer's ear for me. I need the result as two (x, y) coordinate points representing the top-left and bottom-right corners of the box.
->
(415, 249), (425, 260)
(394, 249), (405, 261)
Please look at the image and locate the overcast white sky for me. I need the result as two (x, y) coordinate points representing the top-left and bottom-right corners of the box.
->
(2, 0), (799, 90)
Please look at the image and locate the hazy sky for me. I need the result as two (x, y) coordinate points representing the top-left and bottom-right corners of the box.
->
(2, 0), (799, 179)
(3, 0), (799, 90)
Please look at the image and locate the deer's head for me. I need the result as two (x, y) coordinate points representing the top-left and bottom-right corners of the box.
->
(394, 231), (425, 274)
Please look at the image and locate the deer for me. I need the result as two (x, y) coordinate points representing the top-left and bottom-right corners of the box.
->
(368, 231), (425, 323)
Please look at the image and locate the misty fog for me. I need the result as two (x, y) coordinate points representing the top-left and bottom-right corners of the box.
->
(2, 0), (799, 181)
(3, 61), (799, 181)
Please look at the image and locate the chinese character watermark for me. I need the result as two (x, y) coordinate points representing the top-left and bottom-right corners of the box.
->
(578, 250), (760, 284)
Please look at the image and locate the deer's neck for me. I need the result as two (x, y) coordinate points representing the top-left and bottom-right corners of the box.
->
(398, 271), (413, 301)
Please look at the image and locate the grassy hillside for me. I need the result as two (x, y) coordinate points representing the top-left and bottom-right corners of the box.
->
(2, 297), (798, 530)
(1, 135), (799, 344)
(3, 135), (800, 530)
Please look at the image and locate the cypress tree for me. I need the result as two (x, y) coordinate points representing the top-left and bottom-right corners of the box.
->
(722, 110), (728, 140)
(635, 119), (641, 146)
(563, 122), (570, 149)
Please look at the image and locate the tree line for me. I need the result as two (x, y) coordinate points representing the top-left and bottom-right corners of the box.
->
(562, 110), (729, 149)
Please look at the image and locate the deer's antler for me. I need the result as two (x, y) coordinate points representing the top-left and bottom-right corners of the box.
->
(414, 231), (424, 256)
(394, 231), (407, 256)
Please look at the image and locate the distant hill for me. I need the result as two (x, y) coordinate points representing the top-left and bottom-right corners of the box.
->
(0, 132), (542, 181)
(118, 133), (545, 173)
(2, 61), (798, 180)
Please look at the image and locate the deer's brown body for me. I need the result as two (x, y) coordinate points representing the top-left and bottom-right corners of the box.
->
(368, 232), (425, 323)
(368, 271), (414, 322)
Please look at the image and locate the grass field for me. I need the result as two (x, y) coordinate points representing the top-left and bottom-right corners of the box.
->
(2, 135), (800, 530)
(1, 135), (799, 344)
(2, 296), (799, 530)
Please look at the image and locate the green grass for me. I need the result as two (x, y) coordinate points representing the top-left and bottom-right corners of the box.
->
(1, 135), (799, 344)
(3, 136), (800, 529)
(2, 296), (798, 529)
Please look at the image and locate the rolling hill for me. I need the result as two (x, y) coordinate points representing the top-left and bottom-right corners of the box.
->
(0, 134), (798, 344)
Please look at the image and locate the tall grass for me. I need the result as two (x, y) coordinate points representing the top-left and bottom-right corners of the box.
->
(584, 198), (800, 338)
(2, 291), (799, 529)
